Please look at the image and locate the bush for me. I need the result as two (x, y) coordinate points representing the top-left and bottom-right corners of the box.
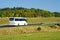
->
(56, 24), (60, 26)
(49, 25), (57, 28)
(37, 27), (41, 31)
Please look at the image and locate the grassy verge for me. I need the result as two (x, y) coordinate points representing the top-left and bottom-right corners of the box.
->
(0, 17), (60, 25)
(27, 17), (60, 24)
(0, 26), (60, 34)
(0, 32), (60, 40)
(0, 25), (60, 40)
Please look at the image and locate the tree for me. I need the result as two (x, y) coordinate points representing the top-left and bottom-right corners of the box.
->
(0, 7), (59, 17)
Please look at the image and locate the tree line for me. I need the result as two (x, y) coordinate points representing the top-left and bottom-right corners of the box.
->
(0, 7), (60, 17)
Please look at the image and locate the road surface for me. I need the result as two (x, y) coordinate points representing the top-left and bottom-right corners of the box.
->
(0, 22), (60, 28)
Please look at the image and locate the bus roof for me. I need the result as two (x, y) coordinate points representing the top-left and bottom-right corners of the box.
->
(9, 17), (27, 19)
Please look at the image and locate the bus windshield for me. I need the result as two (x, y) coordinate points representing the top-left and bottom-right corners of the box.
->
(9, 18), (14, 21)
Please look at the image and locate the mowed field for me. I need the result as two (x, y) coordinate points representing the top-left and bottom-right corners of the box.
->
(0, 17), (60, 25)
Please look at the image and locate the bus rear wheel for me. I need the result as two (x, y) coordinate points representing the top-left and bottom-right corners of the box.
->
(18, 24), (20, 26)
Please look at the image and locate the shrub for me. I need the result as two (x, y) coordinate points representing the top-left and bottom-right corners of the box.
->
(37, 27), (41, 31)
(49, 25), (57, 28)
(56, 24), (60, 26)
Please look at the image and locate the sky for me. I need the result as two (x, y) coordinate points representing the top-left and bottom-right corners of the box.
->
(0, 0), (60, 12)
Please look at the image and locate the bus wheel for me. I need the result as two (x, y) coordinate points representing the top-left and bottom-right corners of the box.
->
(18, 24), (19, 26)
(24, 23), (27, 25)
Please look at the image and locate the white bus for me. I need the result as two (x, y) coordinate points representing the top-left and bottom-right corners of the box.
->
(9, 17), (28, 26)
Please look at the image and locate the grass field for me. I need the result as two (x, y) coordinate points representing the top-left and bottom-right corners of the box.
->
(0, 17), (60, 25)
(0, 25), (60, 34)
(0, 32), (60, 40)
(28, 17), (60, 24)
(0, 17), (60, 40)
(0, 24), (59, 40)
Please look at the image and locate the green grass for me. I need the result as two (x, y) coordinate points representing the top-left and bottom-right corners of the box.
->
(0, 17), (60, 40)
(0, 32), (60, 40)
(0, 17), (9, 25)
(0, 25), (60, 34)
(0, 25), (60, 40)
(0, 17), (60, 25)
(27, 17), (60, 24)
(41, 24), (56, 26)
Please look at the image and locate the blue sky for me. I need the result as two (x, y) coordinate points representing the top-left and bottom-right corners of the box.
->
(0, 0), (60, 12)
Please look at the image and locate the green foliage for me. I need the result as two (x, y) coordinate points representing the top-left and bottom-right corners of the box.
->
(0, 7), (59, 17)
(54, 12), (60, 17)
(56, 24), (60, 26)
(0, 32), (60, 40)
(49, 24), (57, 28)
(37, 27), (41, 31)
(49, 25), (57, 28)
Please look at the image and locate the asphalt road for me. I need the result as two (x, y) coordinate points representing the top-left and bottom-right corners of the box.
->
(0, 22), (60, 28)
(0, 23), (42, 28)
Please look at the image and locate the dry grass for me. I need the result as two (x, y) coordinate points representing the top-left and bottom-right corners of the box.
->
(0, 17), (60, 25)
(0, 17), (9, 25)
(27, 17), (60, 24)
(0, 26), (60, 35)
